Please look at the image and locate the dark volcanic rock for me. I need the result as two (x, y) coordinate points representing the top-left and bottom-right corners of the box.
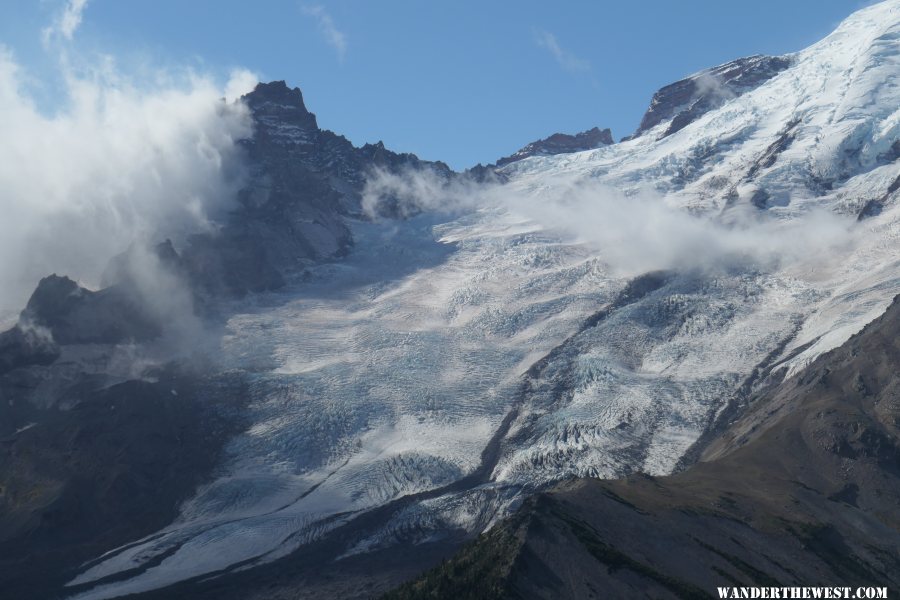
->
(632, 55), (792, 140)
(495, 127), (614, 167)
(181, 233), (286, 299)
(0, 370), (246, 600)
(245, 80), (319, 134)
(389, 295), (900, 598)
(745, 117), (801, 181)
(243, 81), (453, 209)
(20, 274), (162, 345)
(243, 81), (452, 191)
(176, 81), (455, 296)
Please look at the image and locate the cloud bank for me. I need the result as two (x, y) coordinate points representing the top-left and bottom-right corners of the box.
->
(0, 35), (257, 314)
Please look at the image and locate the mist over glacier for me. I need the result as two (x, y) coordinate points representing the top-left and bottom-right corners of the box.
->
(363, 167), (859, 279)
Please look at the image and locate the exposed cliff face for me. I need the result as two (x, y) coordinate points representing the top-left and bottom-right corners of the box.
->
(232, 81), (354, 273)
(388, 295), (900, 598)
(230, 81), (453, 270)
(243, 81), (453, 206)
(632, 54), (793, 139)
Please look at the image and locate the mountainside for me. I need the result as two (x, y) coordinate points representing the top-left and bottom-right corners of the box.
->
(4, 3), (900, 600)
(0, 274), (250, 599)
(389, 292), (900, 598)
(0, 82), (455, 599)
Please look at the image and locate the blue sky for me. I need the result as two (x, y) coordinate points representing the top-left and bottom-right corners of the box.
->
(0, 0), (876, 170)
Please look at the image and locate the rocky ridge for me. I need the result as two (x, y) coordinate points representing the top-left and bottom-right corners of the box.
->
(495, 127), (614, 167)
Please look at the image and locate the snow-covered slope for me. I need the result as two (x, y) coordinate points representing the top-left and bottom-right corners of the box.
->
(504, 0), (900, 376)
(65, 2), (900, 597)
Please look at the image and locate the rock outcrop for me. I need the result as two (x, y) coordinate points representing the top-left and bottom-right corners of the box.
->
(495, 127), (614, 167)
(632, 54), (792, 139)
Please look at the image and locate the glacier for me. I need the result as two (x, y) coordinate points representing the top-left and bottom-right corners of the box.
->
(65, 1), (900, 597)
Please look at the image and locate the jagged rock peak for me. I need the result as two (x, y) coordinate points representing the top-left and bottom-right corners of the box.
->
(243, 80), (318, 130)
(496, 127), (614, 167)
(245, 80), (307, 109)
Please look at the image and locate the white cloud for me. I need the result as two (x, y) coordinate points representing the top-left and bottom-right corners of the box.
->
(0, 46), (254, 312)
(534, 30), (590, 73)
(302, 5), (348, 62)
(224, 68), (260, 102)
(693, 72), (736, 104)
(42, 0), (90, 45)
